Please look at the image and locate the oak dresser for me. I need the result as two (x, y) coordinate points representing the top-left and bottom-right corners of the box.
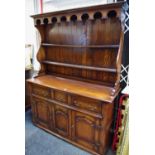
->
(27, 2), (125, 155)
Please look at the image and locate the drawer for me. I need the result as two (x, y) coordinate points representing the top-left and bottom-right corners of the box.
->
(72, 96), (102, 114)
(32, 84), (50, 98)
(53, 90), (68, 103)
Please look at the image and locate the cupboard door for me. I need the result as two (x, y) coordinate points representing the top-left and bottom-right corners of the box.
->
(31, 96), (50, 129)
(72, 111), (101, 152)
(54, 105), (70, 138)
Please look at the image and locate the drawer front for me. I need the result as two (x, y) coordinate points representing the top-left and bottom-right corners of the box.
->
(72, 96), (102, 114)
(32, 84), (50, 98)
(53, 90), (68, 103)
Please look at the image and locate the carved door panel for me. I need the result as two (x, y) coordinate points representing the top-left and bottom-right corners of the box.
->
(54, 105), (70, 138)
(72, 111), (101, 152)
(31, 96), (50, 129)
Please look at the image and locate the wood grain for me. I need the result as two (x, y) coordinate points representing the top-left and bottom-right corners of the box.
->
(28, 2), (125, 155)
(27, 75), (119, 103)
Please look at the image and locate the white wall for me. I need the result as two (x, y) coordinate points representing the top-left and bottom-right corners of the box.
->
(25, 0), (40, 70)
(25, 0), (35, 44)
(43, 0), (113, 13)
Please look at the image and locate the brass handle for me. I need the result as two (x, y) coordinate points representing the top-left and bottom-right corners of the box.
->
(73, 100), (79, 106)
(88, 105), (97, 111)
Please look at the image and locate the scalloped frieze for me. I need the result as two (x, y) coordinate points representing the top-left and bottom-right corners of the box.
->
(34, 8), (122, 26)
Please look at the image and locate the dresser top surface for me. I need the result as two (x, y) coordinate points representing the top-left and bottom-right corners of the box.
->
(27, 75), (119, 103)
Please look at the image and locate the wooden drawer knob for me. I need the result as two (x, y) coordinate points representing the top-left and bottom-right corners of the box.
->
(73, 100), (77, 104)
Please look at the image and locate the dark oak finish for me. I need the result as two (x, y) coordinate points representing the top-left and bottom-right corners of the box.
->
(42, 43), (119, 48)
(42, 60), (117, 73)
(27, 2), (124, 155)
(27, 75), (119, 103)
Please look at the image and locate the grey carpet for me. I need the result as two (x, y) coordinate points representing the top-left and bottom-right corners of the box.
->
(25, 110), (115, 155)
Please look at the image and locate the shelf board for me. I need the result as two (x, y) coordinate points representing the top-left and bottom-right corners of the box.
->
(42, 43), (119, 49)
(42, 60), (117, 73)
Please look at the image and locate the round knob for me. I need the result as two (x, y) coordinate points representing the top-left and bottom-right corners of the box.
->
(73, 100), (77, 104)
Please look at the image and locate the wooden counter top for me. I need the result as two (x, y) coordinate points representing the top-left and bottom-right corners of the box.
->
(27, 75), (119, 103)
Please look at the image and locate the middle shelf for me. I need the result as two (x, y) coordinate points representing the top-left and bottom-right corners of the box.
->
(42, 60), (117, 73)
(42, 43), (119, 49)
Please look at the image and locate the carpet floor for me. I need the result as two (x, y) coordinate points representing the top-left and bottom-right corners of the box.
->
(25, 110), (115, 155)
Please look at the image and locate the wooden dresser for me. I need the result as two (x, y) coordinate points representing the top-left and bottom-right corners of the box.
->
(27, 2), (125, 155)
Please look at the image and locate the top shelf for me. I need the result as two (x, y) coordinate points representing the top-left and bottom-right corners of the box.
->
(42, 43), (119, 49)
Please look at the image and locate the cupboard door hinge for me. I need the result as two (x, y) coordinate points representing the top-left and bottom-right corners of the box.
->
(92, 142), (100, 151)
